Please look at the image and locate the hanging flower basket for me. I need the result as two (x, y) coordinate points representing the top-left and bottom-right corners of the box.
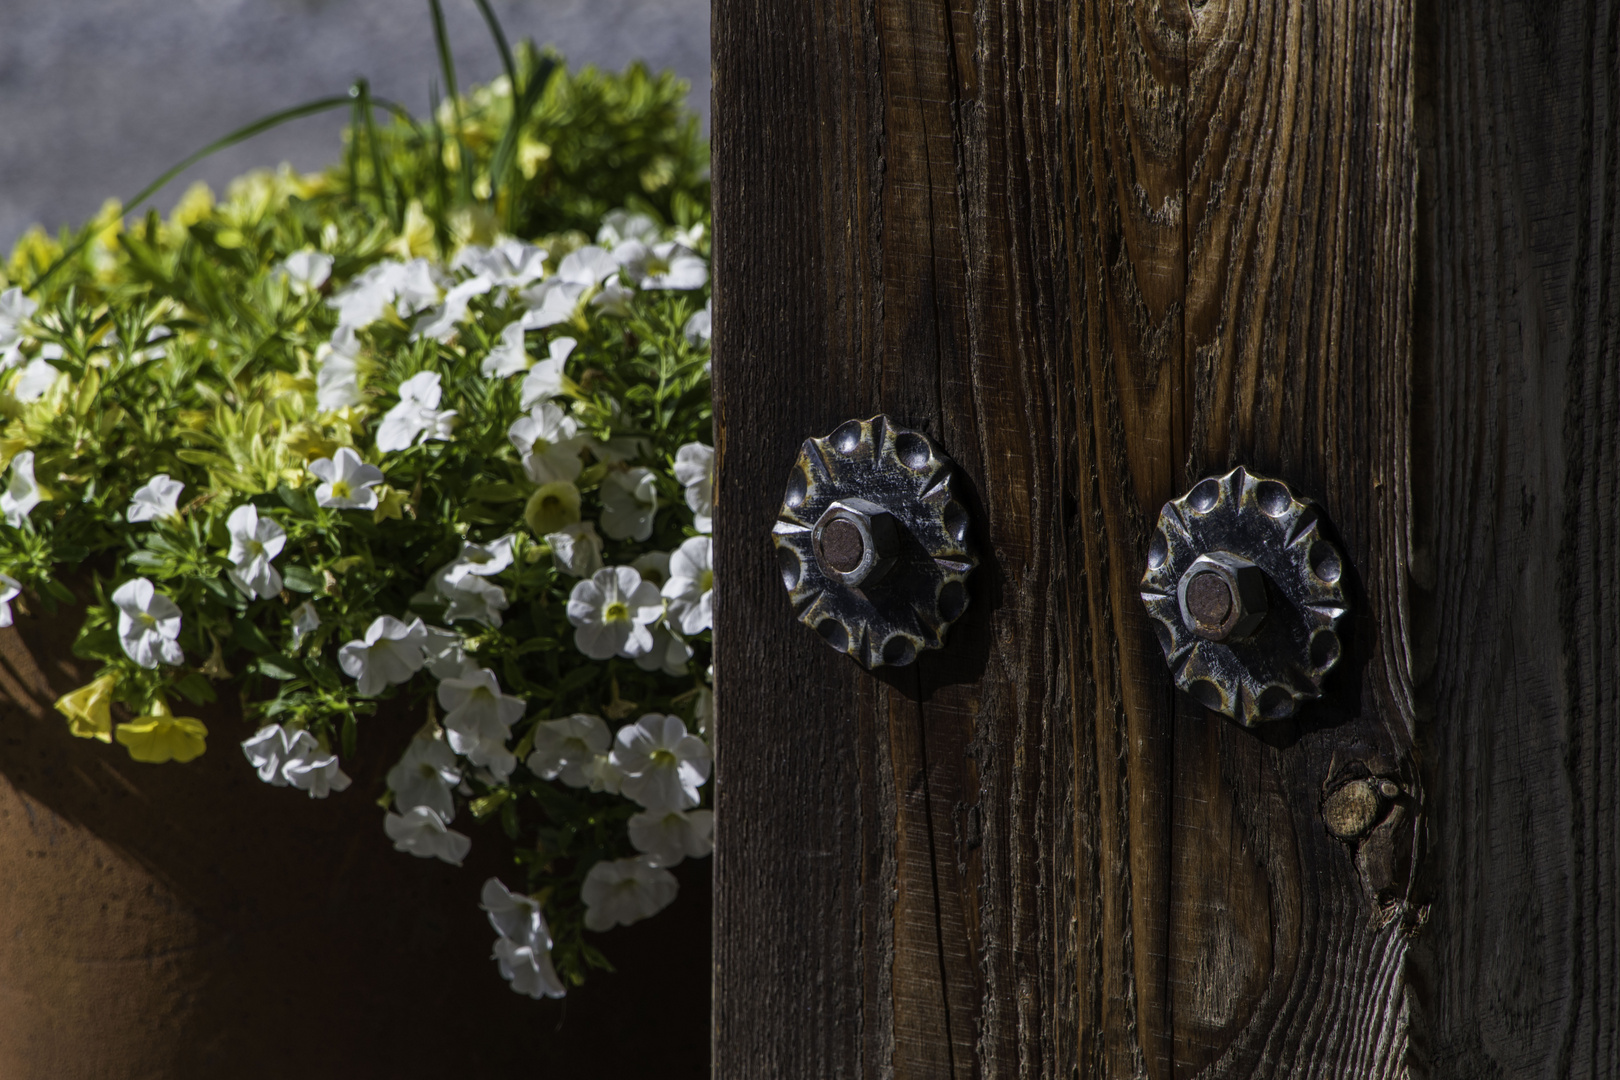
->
(0, 40), (714, 1073)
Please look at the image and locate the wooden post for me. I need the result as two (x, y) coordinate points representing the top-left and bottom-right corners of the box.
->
(712, 0), (1618, 1075)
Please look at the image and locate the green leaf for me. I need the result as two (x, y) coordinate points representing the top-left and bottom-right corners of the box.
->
(282, 565), (319, 593)
(255, 654), (303, 680)
(232, 617), (275, 655)
(172, 672), (218, 705)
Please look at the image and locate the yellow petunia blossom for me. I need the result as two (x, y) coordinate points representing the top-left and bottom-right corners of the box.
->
(115, 699), (207, 764)
(54, 673), (118, 743)
(372, 484), (406, 524)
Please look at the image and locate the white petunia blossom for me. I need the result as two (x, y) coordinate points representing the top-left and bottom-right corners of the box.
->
(590, 278), (635, 316)
(439, 566), (510, 627)
(674, 442), (714, 532)
(0, 572), (20, 628)
(546, 521), (604, 578)
(1, 451), (39, 527)
(451, 533), (516, 577)
(277, 250), (334, 293)
(291, 600), (321, 647)
(634, 626), (692, 676)
(412, 274), (495, 342)
(518, 337), (576, 408)
(582, 753), (625, 794)
(308, 447), (385, 510)
(508, 400), (584, 483)
(581, 856), (679, 931)
(225, 503), (286, 599)
(525, 713), (611, 788)
(628, 807), (715, 868)
(376, 371), (457, 452)
(481, 878), (566, 1000)
(338, 615), (428, 696)
(126, 474), (184, 523)
(480, 321), (530, 378)
(13, 357), (59, 402)
(454, 239), (549, 288)
(438, 665), (525, 780)
(327, 260), (401, 328)
(387, 734), (461, 820)
(611, 713), (712, 812)
(0, 288), (37, 354)
(630, 550), (670, 588)
(600, 466), (659, 541)
(384, 805), (471, 865)
(244, 725), (353, 798)
(628, 241), (708, 291)
(566, 566), (663, 660)
(112, 577), (184, 668)
(421, 624), (468, 679)
(596, 210), (661, 247)
(315, 324), (364, 410)
(662, 535), (713, 635)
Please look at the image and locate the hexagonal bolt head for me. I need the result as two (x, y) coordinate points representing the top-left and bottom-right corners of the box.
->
(813, 497), (899, 588)
(1177, 551), (1268, 641)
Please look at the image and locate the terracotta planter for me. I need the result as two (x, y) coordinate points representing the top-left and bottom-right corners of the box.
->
(0, 595), (710, 1079)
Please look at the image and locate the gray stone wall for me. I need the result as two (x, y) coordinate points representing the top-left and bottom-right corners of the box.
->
(0, 0), (710, 251)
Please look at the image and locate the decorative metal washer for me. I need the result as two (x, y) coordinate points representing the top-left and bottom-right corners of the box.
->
(1139, 467), (1348, 724)
(773, 416), (976, 668)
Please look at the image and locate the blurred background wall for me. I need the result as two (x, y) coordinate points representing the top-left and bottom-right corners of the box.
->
(0, 0), (711, 252)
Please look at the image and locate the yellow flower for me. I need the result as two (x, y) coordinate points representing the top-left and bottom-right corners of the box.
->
(525, 481), (581, 535)
(55, 673), (118, 743)
(385, 200), (436, 259)
(115, 700), (208, 764)
(372, 484), (407, 524)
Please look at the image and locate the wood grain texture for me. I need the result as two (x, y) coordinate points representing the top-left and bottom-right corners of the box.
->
(713, 0), (1423, 1076)
(1413, 1), (1620, 1075)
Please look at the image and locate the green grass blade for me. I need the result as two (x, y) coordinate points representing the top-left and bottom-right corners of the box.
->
(428, 0), (460, 101)
(28, 94), (354, 293)
(473, 0), (517, 92)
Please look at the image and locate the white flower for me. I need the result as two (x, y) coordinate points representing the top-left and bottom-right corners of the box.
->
(337, 615), (428, 696)
(0, 288), (37, 352)
(493, 936), (567, 999)
(518, 337), (576, 408)
(225, 503), (286, 599)
(581, 856), (679, 931)
(481, 878), (566, 1000)
(440, 566), (510, 627)
(596, 210), (661, 246)
(637, 241), (709, 291)
(662, 535), (713, 635)
(412, 274), (495, 342)
(683, 300), (712, 347)
(633, 627), (692, 676)
(516, 279), (585, 330)
(559, 245), (620, 287)
(384, 805), (471, 865)
(315, 325), (363, 410)
(1, 451), (40, 527)
(610, 713), (711, 812)
(112, 577), (184, 668)
(582, 753), (625, 794)
(454, 239), (549, 288)
(241, 724), (300, 786)
(13, 358), (59, 402)
(508, 400), (583, 483)
(480, 321), (530, 378)
(438, 665), (525, 780)
(674, 442), (714, 532)
(453, 533), (516, 577)
(630, 550), (670, 588)
(600, 467), (659, 541)
(240, 725), (351, 796)
(0, 572), (18, 628)
(567, 566), (663, 660)
(392, 258), (445, 316)
(280, 729), (352, 798)
(277, 250), (333, 293)
(590, 279), (635, 316)
(482, 877), (545, 944)
(525, 713), (610, 788)
(126, 473), (184, 523)
(291, 600), (320, 647)
(546, 521), (604, 578)
(387, 735), (461, 820)
(327, 259), (402, 328)
(421, 624), (467, 679)
(376, 371), (457, 452)
(308, 447), (384, 509)
(628, 807), (714, 868)
(674, 221), (705, 248)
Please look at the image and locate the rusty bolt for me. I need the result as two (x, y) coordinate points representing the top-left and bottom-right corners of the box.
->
(1177, 552), (1268, 641)
(813, 497), (898, 588)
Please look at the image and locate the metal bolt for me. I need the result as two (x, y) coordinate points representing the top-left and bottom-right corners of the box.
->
(1177, 551), (1268, 641)
(812, 497), (898, 588)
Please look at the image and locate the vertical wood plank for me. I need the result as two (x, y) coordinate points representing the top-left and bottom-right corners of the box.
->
(715, 0), (1424, 1076)
(1415, 1), (1620, 1074)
